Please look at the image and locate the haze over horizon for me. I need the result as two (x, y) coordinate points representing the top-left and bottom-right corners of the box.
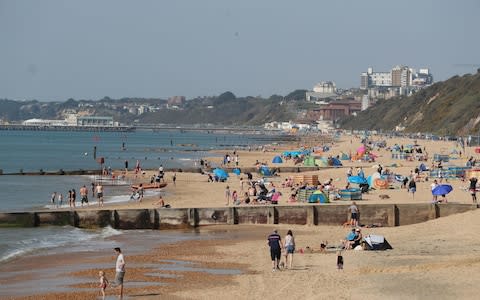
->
(1, 0), (479, 102)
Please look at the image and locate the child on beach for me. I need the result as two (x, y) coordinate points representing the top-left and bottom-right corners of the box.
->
(98, 270), (109, 299)
(337, 251), (344, 270)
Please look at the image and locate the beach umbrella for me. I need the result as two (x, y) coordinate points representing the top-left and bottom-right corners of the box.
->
(432, 184), (453, 196)
(272, 156), (283, 164)
(475, 148), (480, 154)
(213, 168), (229, 179)
(348, 176), (368, 185)
(232, 168), (241, 175)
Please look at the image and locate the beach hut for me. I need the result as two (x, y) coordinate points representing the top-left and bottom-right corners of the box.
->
(272, 156), (283, 164)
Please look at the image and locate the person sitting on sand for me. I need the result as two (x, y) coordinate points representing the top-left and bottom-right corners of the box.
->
(343, 228), (357, 250)
(154, 195), (170, 208)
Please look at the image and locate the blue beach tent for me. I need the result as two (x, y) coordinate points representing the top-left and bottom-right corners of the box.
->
(213, 168), (229, 180)
(272, 156), (283, 164)
(260, 165), (272, 176)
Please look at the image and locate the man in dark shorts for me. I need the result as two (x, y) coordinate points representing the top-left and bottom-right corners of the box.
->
(267, 229), (282, 272)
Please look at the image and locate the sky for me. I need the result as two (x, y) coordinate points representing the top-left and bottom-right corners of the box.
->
(1, 0), (479, 101)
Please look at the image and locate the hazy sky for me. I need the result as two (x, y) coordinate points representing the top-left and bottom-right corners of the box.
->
(1, 0), (479, 101)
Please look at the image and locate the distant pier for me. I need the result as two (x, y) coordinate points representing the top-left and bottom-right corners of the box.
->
(0, 124), (135, 132)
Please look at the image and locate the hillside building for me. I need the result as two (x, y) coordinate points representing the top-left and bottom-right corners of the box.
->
(306, 81), (338, 101)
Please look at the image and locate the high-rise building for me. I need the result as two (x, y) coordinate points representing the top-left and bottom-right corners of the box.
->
(360, 65), (432, 89)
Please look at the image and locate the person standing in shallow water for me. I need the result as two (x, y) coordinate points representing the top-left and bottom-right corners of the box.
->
(113, 247), (125, 299)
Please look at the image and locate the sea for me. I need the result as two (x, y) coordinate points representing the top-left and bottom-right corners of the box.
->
(0, 129), (282, 266)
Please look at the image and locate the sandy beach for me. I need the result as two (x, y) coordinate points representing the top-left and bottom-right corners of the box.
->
(2, 133), (480, 299)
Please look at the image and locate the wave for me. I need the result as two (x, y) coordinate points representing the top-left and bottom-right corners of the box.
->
(0, 225), (122, 263)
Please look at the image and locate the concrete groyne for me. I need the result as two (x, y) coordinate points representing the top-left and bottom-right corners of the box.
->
(0, 203), (477, 229)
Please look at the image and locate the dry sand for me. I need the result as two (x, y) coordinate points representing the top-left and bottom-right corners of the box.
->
(3, 133), (480, 299)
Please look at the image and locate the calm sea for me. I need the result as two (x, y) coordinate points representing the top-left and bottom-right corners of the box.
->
(0, 129), (279, 264)
(0, 129), (273, 174)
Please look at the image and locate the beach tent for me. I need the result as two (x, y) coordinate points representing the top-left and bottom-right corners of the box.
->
(419, 163), (428, 172)
(213, 168), (229, 180)
(232, 168), (241, 175)
(272, 156), (283, 164)
(303, 156), (316, 167)
(348, 176), (368, 185)
(363, 234), (393, 250)
(373, 178), (389, 189)
(259, 165), (272, 176)
(308, 190), (329, 203)
(367, 172), (381, 188)
(331, 157), (342, 167)
(340, 153), (350, 160)
(315, 158), (328, 167)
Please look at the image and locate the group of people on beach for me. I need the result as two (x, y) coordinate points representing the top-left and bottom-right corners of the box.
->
(50, 182), (104, 209)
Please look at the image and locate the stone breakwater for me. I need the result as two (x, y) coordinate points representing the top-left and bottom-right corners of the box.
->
(0, 203), (477, 229)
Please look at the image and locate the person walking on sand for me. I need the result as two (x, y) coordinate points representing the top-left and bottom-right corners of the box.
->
(113, 247), (125, 299)
(267, 229), (282, 272)
(225, 186), (231, 206)
(284, 230), (295, 269)
(96, 183), (104, 207)
(98, 270), (109, 300)
(172, 173), (176, 186)
(337, 250), (344, 270)
(408, 178), (416, 200)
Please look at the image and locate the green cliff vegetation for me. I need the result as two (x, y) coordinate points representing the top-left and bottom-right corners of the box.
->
(340, 70), (480, 135)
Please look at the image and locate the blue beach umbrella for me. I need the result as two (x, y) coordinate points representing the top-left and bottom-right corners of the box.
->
(348, 176), (368, 185)
(232, 168), (241, 175)
(213, 168), (229, 180)
(432, 184), (453, 196)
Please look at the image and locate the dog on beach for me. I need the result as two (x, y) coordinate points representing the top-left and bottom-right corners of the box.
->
(378, 194), (390, 199)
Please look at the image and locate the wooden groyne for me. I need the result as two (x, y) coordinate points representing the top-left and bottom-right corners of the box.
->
(0, 203), (477, 229)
